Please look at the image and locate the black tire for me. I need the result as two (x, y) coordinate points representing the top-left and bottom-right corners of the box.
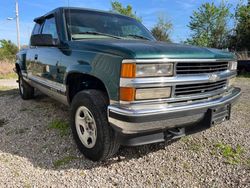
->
(70, 90), (120, 161)
(18, 74), (34, 100)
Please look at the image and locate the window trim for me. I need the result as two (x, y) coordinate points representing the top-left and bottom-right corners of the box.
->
(40, 14), (59, 40)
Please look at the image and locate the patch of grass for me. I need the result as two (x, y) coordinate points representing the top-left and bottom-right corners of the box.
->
(24, 183), (32, 188)
(181, 137), (203, 152)
(237, 73), (250, 78)
(180, 136), (191, 143)
(214, 143), (244, 165)
(188, 142), (203, 152)
(0, 86), (16, 91)
(0, 86), (18, 97)
(0, 61), (16, 79)
(0, 72), (17, 79)
(48, 119), (69, 136)
(53, 156), (78, 168)
(245, 158), (250, 167)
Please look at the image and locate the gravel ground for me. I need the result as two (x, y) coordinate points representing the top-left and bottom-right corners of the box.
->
(0, 78), (249, 187)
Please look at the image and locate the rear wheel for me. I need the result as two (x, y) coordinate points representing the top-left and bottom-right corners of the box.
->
(18, 74), (34, 100)
(70, 90), (120, 161)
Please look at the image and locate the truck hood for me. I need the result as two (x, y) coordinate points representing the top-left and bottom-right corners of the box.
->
(70, 39), (235, 59)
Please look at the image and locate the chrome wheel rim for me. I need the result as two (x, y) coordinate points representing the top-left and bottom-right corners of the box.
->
(75, 106), (97, 149)
(19, 77), (24, 95)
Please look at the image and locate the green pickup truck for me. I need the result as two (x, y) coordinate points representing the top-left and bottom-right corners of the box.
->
(16, 7), (241, 161)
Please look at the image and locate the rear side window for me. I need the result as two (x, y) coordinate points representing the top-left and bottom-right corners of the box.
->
(32, 23), (41, 35)
(42, 17), (58, 39)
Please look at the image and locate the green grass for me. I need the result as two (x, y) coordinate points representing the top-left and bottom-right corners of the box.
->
(48, 119), (69, 136)
(0, 86), (16, 91)
(215, 143), (244, 165)
(237, 73), (250, 78)
(245, 158), (250, 167)
(53, 156), (78, 168)
(0, 72), (17, 79)
(181, 137), (203, 152)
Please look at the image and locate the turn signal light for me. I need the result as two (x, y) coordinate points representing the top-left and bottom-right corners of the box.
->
(121, 63), (136, 78)
(120, 87), (135, 101)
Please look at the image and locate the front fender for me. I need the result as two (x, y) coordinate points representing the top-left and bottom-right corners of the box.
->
(15, 50), (27, 73)
(63, 51), (123, 101)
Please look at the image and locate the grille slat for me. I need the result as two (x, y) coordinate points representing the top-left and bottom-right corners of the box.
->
(177, 67), (227, 72)
(175, 85), (225, 95)
(175, 80), (227, 96)
(178, 64), (228, 68)
(176, 80), (225, 90)
(176, 62), (229, 74)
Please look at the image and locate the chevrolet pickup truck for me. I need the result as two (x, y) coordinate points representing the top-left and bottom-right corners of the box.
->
(16, 7), (241, 161)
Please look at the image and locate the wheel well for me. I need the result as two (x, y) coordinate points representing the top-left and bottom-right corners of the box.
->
(66, 73), (109, 104)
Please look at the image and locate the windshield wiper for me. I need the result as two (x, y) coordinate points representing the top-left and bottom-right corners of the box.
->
(126, 34), (150, 40)
(72, 31), (122, 39)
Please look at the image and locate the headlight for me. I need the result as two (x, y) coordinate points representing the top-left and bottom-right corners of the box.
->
(120, 87), (172, 101)
(121, 63), (174, 78)
(229, 61), (237, 70)
(136, 64), (173, 77)
(136, 87), (171, 100)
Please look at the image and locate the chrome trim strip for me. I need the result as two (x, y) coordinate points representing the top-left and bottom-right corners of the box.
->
(120, 70), (237, 88)
(118, 87), (234, 105)
(29, 80), (68, 106)
(122, 59), (235, 64)
(21, 72), (27, 77)
(28, 75), (66, 94)
(108, 87), (241, 117)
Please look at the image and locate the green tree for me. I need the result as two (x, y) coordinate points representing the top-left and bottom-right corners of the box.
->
(151, 15), (172, 42)
(0, 40), (18, 61)
(230, 2), (250, 50)
(111, 1), (142, 22)
(186, 2), (231, 48)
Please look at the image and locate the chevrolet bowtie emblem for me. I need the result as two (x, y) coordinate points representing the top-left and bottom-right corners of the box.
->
(208, 74), (219, 82)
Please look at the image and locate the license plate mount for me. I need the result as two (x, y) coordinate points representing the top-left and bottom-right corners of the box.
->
(208, 104), (231, 126)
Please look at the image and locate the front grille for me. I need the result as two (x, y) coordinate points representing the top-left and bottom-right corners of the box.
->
(175, 80), (227, 96)
(176, 62), (229, 74)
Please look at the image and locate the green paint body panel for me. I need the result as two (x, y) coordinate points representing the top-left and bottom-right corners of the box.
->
(16, 7), (236, 102)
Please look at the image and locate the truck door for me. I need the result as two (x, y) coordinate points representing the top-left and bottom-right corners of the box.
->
(28, 15), (65, 91)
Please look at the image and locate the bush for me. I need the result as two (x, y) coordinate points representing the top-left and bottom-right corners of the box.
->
(0, 40), (18, 62)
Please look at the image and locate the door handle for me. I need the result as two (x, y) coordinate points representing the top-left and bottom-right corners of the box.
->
(34, 54), (38, 61)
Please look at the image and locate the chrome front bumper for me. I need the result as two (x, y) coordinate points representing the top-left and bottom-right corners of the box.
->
(108, 87), (241, 135)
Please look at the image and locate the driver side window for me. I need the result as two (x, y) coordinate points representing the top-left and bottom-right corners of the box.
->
(42, 17), (58, 40)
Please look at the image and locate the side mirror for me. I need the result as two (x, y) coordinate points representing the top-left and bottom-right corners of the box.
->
(30, 34), (56, 47)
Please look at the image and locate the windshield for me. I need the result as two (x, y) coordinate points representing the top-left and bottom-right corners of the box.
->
(64, 9), (155, 41)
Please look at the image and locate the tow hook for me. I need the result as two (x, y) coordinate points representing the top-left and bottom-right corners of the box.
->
(165, 128), (186, 140)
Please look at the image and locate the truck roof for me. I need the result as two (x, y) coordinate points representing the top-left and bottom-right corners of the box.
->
(34, 7), (133, 23)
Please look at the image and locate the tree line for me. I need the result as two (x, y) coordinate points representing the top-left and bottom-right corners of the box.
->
(111, 0), (250, 51)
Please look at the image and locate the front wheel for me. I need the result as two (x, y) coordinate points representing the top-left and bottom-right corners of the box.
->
(70, 90), (120, 161)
